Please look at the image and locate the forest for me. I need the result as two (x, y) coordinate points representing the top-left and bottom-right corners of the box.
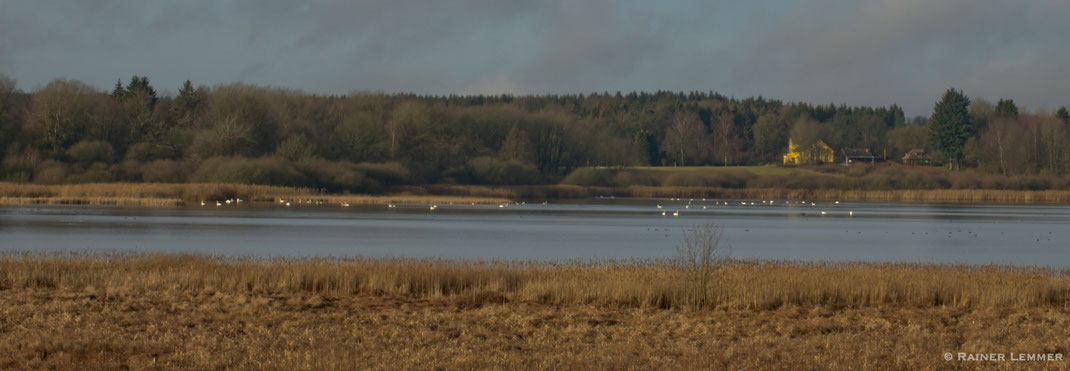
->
(1, 75), (1069, 192)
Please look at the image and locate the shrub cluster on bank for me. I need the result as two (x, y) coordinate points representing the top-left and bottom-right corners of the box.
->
(561, 164), (1070, 191)
(2, 152), (416, 194)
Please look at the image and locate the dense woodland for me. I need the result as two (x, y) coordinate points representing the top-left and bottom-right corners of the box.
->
(1, 75), (1068, 192)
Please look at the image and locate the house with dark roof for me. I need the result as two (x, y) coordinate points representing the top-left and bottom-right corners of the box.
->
(841, 148), (877, 165)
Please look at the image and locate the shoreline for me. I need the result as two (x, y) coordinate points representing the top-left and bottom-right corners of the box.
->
(0, 182), (512, 207)
(4, 182), (1070, 207)
(420, 184), (1070, 205)
(1, 254), (1067, 368)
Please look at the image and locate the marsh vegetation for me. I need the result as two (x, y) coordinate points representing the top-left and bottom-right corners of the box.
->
(1, 252), (1067, 368)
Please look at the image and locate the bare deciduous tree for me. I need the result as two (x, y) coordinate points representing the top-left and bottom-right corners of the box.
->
(713, 112), (739, 166)
(663, 111), (708, 166)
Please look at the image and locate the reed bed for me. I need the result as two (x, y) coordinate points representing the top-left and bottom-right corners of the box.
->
(3, 252), (1067, 310)
(5, 182), (1070, 207)
(426, 184), (1070, 204)
(0, 182), (510, 206)
(606, 186), (1070, 204)
(3, 253), (1069, 369)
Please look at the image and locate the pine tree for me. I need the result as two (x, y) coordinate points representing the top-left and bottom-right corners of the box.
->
(929, 88), (973, 169)
(887, 104), (906, 127)
(124, 75), (158, 108)
(111, 79), (125, 99)
(631, 130), (658, 166)
(177, 80), (199, 112)
(1056, 106), (1070, 124)
(994, 98), (1019, 118)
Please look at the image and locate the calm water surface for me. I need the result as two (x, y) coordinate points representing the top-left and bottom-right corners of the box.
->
(1, 199), (1067, 267)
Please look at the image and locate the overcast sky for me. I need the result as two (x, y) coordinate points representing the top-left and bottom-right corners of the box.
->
(1, 0), (1067, 116)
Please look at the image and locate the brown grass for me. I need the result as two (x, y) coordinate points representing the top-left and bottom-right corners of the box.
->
(1, 253), (1068, 369)
(607, 186), (1070, 204)
(5, 182), (1069, 207)
(0, 182), (511, 206)
(425, 184), (1070, 204)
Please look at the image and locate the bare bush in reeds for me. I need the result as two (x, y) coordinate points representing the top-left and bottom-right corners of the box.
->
(675, 223), (726, 309)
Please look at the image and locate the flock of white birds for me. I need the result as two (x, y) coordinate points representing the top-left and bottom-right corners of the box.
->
(199, 196), (855, 216)
(200, 198), (243, 207)
(653, 197), (852, 217)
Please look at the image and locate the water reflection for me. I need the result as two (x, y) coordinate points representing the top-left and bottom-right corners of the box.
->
(0, 199), (1066, 267)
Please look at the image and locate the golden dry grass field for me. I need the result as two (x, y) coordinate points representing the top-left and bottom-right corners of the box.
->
(1, 253), (1068, 369)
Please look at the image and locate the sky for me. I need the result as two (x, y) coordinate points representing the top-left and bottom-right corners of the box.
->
(1, 0), (1068, 116)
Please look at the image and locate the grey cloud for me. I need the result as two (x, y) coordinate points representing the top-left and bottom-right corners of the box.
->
(1, 0), (1068, 116)
(725, 0), (1070, 114)
(517, 1), (670, 93)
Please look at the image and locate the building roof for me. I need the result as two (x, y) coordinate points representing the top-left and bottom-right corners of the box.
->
(842, 148), (875, 158)
(902, 148), (928, 160)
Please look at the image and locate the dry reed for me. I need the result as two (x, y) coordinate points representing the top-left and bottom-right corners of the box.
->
(0, 182), (511, 206)
(3, 253), (1069, 369)
(427, 184), (1070, 204)
(3, 252), (1067, 310)
(5, 182), (1070, 207)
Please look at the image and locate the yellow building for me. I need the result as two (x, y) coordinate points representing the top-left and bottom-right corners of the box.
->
(783, 139), (834, 165)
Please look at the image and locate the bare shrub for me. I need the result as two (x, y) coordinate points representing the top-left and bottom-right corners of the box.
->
(675, 222), (726, 310)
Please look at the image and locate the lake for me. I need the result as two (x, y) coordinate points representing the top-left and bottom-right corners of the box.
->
(1, 198), (1066, 267)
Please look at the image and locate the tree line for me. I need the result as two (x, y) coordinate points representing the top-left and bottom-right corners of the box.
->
(1, 75), (1068, 190)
